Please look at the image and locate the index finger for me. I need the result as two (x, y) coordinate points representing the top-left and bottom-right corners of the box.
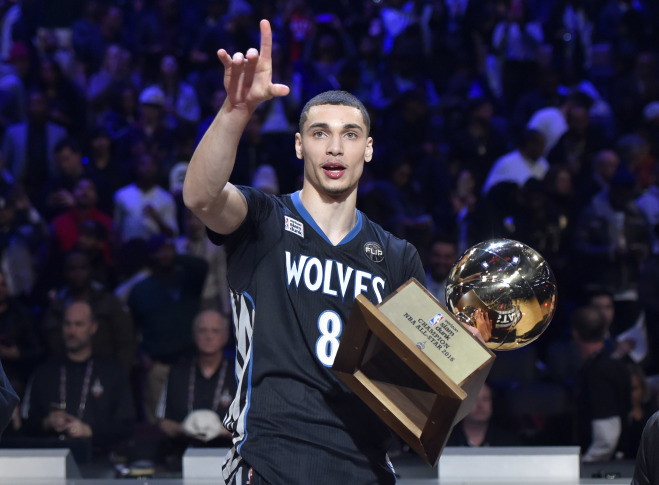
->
(258, 19), (273, 61)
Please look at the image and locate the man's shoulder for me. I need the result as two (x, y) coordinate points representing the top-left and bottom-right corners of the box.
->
(114, 183), (138, 199)
(528, 106), (563, 123)
(360, 213), (417, 255)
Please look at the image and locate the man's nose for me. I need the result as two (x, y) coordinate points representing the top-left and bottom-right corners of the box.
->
(326, 135), (343, 156)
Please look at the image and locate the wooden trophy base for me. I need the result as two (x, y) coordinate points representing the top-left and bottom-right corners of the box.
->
(333, 278), (495, 466)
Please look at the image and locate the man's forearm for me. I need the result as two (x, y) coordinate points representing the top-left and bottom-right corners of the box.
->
(183, 103), (250, 213)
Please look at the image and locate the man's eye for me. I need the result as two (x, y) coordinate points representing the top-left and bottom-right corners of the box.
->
(345, 132), (357, 139)
(313, 131), (325, 137)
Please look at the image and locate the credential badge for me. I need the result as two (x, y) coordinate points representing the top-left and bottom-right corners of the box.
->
(364, 242), (384, 262)
(91, 378), (104, 398)
(284, 216), (304, 238)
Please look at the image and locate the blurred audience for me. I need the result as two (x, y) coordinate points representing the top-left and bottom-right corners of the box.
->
(0, 0), (656, 472)
(127, 234), (207, 423)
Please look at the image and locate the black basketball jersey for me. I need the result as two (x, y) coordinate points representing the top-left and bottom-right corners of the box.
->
(209, 187), (425, 485)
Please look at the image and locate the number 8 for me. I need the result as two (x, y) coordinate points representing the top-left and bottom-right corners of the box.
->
(316, 310), (342, 367)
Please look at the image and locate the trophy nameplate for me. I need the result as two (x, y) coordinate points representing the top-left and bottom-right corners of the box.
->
(332, 278), (495, 466)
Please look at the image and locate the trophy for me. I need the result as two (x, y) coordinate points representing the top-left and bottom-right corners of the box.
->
(333, 238), (557, 465)
(445, 239), (557, 350)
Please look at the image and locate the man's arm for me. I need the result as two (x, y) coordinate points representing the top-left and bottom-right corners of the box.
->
(582, 416), (621, 462)
(183, 19), (289, 235)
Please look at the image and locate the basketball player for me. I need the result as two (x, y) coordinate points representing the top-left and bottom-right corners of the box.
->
(183, 19), (485, 484)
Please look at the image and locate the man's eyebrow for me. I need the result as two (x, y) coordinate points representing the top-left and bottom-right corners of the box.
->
(306, 121), (364, 132)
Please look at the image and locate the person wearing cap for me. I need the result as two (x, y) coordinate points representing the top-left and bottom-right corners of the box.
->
(156, 309), (236, 463)
(127, 234), (207, 423)
(117, 85), (176, 169)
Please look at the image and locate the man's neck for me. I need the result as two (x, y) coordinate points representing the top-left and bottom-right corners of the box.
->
(69, 287), (91, 300)
(137, 181), (155, 192)
(579, 341), (605, 360)
(67, 347), (93, 363)
(198, 352), (223, 378)
(299, 187), (358, 245)
(461, 419), (488, 446)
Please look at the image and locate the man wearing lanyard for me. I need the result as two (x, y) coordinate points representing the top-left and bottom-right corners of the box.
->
(21, 301), (135, 461)
(157, 309), (236, 453)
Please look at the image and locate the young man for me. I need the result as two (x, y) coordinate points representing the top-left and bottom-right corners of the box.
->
(183, 20), (426, 485)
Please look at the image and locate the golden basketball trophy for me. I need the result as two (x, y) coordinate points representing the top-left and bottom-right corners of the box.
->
(333, 239), (557, 465)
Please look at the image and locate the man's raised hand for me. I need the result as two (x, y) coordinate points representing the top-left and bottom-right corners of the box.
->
(217, 19), (290, 113)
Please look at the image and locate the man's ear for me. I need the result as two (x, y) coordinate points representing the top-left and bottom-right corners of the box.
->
(294, 133), (303, 160)
(364, 137), (373, 163)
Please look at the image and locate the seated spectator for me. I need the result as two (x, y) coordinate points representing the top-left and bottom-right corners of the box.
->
(571, 305), (631, 462)
(0, 270), (40, 398)
(128, 234), (207, 422)
(21, 301), (135, 462)
(576, 149), (620, 211)
(447, 382), (522, 447)
(0, 188), (42, 298)
(156, 310), (235, 462)
(76, 219), (115, 289)
(527, 90), (593, 155)
(547, 97), (602, 180)
(84, 126), (122, 215)
(150, 54), (201, 129)
(481, 129), (548, 195)
(51, 178), (113, 265)
(573, 165), (650, 329)
(113, 153), (179, 245)
(424, 234), (458, 307)
(43, 138), (92, 219)
(41, 250), (136, 374)
(175, 209), (230, 314)
(2, 89), (67, 209)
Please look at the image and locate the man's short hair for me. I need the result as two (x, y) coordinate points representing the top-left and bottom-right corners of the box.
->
(54, 137), (81, 155)
(298, 90), (370, 134)
(192, 309), (228, 333)
(65, 300), (98, 324)
(571, 306), (606, 343)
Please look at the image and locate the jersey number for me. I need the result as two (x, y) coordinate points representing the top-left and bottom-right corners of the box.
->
(315, 310), (342, 367)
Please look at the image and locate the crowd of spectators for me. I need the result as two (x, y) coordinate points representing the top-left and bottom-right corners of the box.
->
(0, 0), (658, 474)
